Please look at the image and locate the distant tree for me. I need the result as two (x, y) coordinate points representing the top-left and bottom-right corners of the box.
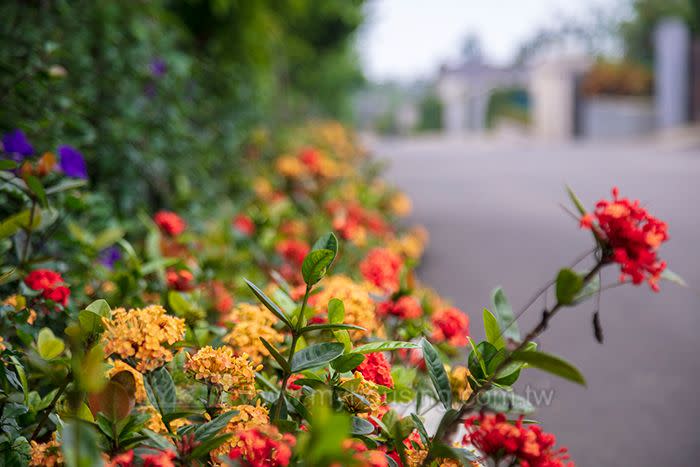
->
(416, 94), (443, 131)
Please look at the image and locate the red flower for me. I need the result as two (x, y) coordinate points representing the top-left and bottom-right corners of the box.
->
(464, 413), (573, 467)
(431, 307), (469, 347)
(106, 450), (134, 467)
(298, 147), (322, 174)
(341, 439), (389, 467)
(377, 296), (422, 320)
(142, 450), (176, 467)
(360, 248), (403, 292)
(356, 352), (394, 388)
(24, 269), (70, 306)
(233, 214), (256, 237)
(166, 269), (194, 291)
(581, 187), (668, 291)
(276, 239), (310, 266)
(229, 427), (296, 467)
(287, 374), (304, 391)
(154, 210), (186, 237)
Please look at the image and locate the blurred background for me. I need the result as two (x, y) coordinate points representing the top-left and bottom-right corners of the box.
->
(2, 0), (699, 465)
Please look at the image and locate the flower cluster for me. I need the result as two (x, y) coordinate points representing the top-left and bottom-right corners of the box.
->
(377, 295), (422, 320)
(464, 413), (573, 467)
(233, 214), (256, 236)
(581, 187), (668, 291)
(24, 269), (70, 306)
(166, 268), (194, 291)
(431, 307), (470, 347)
(223, 303), (284, 364)
(29, 433), (63, 467)
(310, 275), (382, 338)
(154, 210), (186, 237)
(360, 248), (403, 292)
(228, 425), (296, 467)
(185, 346), (261, 397)
(356, 352), (394, 388)
(212, 403), (271, 461)
(102, 305), (185, 372)
(326, 200), (389, 246)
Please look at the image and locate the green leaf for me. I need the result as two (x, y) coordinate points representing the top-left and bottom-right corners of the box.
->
(353, 341), (419, 354)
(661, 268), (687, 287)
(410, 414), (430, 446)
(574, 274), (600, 303)
(328, 297), (344, 324)
(190, 433), (233, 459)
(300, 323), (366, 334)
(511, 350), (586, 385)
(556, 268), (583, 305)
(566, 185), (587, 216)
(167, 290), (191, 316)
(61, 421), (102, 467)
(291, 342), (345, 372)
(312, 232), (339, 256)
(194, 410), (238, 440)
(351, 416), (375, 435)
(45, 178), (86, 195)
(9, 356), (28, 405)
(245, 279), (293, 330)
(78, 299), (112, 335)
(94, 226), (125, 250)
(36, 328), (64, 360)
(0, 209), (41, 240)
(477, 388), (535, 414)
(142, 429), (176, 450)
(492, 287), (519, 341)
(331, 353), (365, 372)
(483, 308), (505, 349)
(144, 367), (177, 415)
(468, 340), (498, 380)
(0, 160), (17, 170)
(301, 249), (334, 286)
(25, 175), (47, 207)
(259, 337), (291, 373)
(421, 339), (452, 410)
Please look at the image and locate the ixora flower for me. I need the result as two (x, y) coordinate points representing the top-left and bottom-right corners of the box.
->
(233, 213), (256, 236)
(24, 269), (70, 306)
(341, 439), (389, 467)
(166, 268), (194, 291)
(356, 352), (394, 388)
(463, 413), (573, 467)
(228, 425), (296, 467)
(211, 403), (271, 461)
(276, 238), (310, 266)
(222, 303), (284, 364)
(185, 345), (261, 397)
(29, 432), (63, 467)
(581, 187), (669, 291)
(431, 307), (470, 347)
(377, 295), (422, 320)
(102, 305), (185, 372)
(2, 129), (34, 161)
(58, 144), (88, 179)
(154, 210), (186, 237)
(400, 431), (461, 467)
(360, 247), (403, 293)
(310, 275), (382, 338)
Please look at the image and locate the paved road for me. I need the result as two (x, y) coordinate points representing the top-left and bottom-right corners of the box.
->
(372, 135), (700, 467)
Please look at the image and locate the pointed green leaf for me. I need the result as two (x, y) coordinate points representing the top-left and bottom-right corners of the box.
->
(259, 337), (291, 373)
(26, 175), (47, 207)
(300, 323), (366, 334)
(328, 298), (344, 324)
(492, 287), (519, 341)
(421, 339), (452, 410)
(483, 308), (505, 349)
(331, 353), (365, 373)
(566, 185), (587, 216)
(301, 249), (334, 286)
(245, 279), (293, 330)
(291, 342), (345, 372)
(37, 328), (64, 360)
(144, 367), (177, 415)
(353, 341), (419, 354)
(556, 268), (583, 305)
(511, 350), (586, 385)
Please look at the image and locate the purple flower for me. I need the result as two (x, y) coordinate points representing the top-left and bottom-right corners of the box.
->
(98, 246), (121, 269)
(58, 145), (87, 179)
(150, 58), (167, 78)
(2, 129), (34, 162)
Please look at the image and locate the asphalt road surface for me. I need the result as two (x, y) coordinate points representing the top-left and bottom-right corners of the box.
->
(371, 134), (700, 467)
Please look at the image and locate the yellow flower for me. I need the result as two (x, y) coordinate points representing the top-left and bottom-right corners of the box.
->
(389, 227), (429, 260)
(340, 372), (383, 414)
(449, 365), (474, 401)
(389, 192), (413, 217)
(222, 303), (283, 364)
(101, 305), (185, 373)
(29, 432), (63, 467)
(211, 402), (270, 462)
(185, 346), (261, 398)
(140, 404), (190, 434)
(311, 275), (382, 339)
(276, 154), (305, 178)
(107, 359), (147, 402)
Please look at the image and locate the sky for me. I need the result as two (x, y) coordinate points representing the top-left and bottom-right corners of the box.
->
(358, 0), (624, 81)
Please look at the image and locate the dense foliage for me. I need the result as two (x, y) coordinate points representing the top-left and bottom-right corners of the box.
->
(0, 121), (681, 466)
